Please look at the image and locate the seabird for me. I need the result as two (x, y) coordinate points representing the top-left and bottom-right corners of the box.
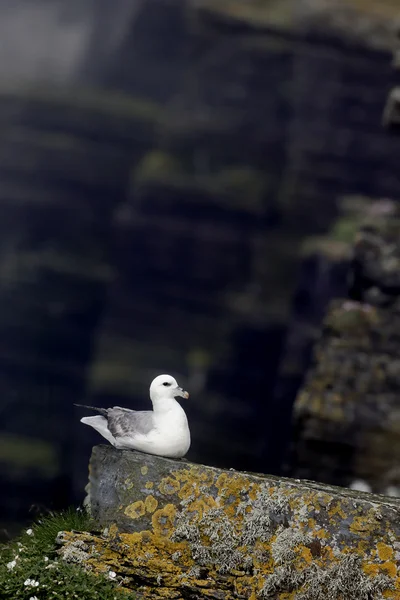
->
(75, 374), (190, 458)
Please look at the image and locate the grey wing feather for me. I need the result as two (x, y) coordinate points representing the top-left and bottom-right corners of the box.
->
(106, 408), (155, 438)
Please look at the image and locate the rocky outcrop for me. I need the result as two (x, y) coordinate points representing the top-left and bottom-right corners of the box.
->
(3, 0), (400, 538)
(58, 445), (400, 599)
(285, 200), (400, 491)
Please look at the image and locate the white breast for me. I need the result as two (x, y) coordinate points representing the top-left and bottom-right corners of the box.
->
(151, 404), (191, 458)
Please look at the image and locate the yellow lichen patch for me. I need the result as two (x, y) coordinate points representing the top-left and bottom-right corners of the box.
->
(216, 472), (250, 498)
(321, 545), (335, 562)
(108, 523), (120, 537)
(328, 501), (347, 520)
(363, 563), (381, 577)
(297, 545), (313, 566)
(307, 518), (316, 530)
(172, 465), (214, 487)
(377, 542), (394, 561)
(214, 472), (253, 518)
(124, 478), (134, 490)
(159, 476), (181, 496)
(350, 514), (377, 535)
(145, 481), (154, 489)
(178, 481), (201, 502)
(362, 559), (398, 583)
(125, 500), (146, 519)
(315, 528), (329, 539)
(313, 492), (333, 511)
(356, 539), (370, 554)
(152, 504), (177, 538)
(233, 575), (256, 598)
(141, 465), (148, 475)
(248, 482), (261, 501)
(381, 561), (397, 578)
(185, 495), (218, 520)
(145, 495), (159, 514)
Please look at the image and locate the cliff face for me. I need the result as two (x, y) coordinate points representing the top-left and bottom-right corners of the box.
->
(1, 0), (400, 534)
(286, 201), (400, 492)
(57, 445), (400, 599)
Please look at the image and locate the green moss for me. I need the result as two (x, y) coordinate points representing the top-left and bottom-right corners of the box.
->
(0, 508), (135, 599)
(134, 150), (183, 181)
(330, 218), (360, 243)
(0, 85), (162, 123)
(8, 249), (114, 283)
(209, 167), (268, 211)
(134, 152), (268, 213)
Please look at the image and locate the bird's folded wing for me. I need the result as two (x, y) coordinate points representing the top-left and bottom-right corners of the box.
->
(107, 409), (155, 438)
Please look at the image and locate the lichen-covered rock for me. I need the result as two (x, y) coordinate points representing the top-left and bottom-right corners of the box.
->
(285, 199), (400, 490)
(286, 296), (400, 488)
(347, 200), (400, 305)
(273, 196), (392, 475)
(58, 445), (400, 599)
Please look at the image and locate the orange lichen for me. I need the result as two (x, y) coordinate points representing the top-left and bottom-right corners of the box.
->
(350, 514), (378, 535)
(381, 561), (397, 578)
(177, 481), (196, 500)
(124, 500), (146, 519)
(315, 528), (329, 539)
(78, 449), (400, 597)
(248, 483), (261, 501)
(185, 496), (217, 520)
(377, 542), (394, 561)
(151, 504), (177, 538)
(328, 501), (347, 520)
(159, 476), (181, 496)
(297, 545), (313, 565)
(145, 495), (158, 514)
(307, 518), (316, 530)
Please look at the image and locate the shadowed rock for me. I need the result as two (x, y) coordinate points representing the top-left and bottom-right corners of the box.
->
(285, 200), (400, 490)
(58, 445), (400, 598)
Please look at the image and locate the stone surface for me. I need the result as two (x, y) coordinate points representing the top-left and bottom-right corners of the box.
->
(272, 196), (395, 474)
(285, 200), (400, 491)
(3, 0), (400, 537)
(58, 444), (400, 598)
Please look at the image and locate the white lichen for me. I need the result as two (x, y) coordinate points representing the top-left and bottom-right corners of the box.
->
(172, 483), (289, 575)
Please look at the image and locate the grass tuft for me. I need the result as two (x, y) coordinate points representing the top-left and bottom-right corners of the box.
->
(0, 507), (135, 599)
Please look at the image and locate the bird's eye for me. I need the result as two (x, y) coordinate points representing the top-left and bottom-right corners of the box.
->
(163, 382), (171, 387)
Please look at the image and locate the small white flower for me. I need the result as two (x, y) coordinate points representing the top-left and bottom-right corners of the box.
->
(29, 597), (39, 600)
(44, 556), (49, 562)
(6, 560), (16, 570)
(108, 570), (117, 579)
(26, 528), (33, 536)
(24, 579), (39, 587)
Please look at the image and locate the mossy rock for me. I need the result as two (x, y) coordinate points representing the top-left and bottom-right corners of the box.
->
(58, 445), (400, 599)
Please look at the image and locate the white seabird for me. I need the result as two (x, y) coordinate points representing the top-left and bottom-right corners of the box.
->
(75, 374), (190, 458)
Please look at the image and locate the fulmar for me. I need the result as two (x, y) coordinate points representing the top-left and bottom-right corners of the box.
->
(75, 374), (190, 458)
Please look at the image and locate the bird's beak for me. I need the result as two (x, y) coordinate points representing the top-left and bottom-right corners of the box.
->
(175, 387), (189, 399)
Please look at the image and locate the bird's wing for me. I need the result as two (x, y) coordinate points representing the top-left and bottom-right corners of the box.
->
(106, 408), (155, 438)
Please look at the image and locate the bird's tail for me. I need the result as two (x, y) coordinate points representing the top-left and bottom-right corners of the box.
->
(74, 403), (108, 417)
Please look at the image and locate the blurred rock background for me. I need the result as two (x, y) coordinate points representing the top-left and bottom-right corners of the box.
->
(1, 0), (400, 538)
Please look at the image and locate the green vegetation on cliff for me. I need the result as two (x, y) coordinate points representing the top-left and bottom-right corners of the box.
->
(0, 508), (135, 600)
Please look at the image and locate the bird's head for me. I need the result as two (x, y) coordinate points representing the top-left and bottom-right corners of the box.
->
(150, 374), (189, 405)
